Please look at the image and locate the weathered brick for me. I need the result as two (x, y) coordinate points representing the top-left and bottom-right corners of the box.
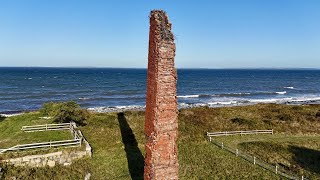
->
(144, 10), (179, 180)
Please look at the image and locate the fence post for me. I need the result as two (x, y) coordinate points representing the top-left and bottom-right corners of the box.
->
(240, 131), (242, 136)
(225, 131), (227, 136)
(236, 149), (238, 156)
(221, 142), (224, 149)
(209, 136), (212, 142)
(253, 157), (256, 165)
(301, 176), (304, 180)
(272, 129), (274, 135)
(275, 165), (278, 174)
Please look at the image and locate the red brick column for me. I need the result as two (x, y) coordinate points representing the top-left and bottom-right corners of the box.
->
(144, 10), (179, 180)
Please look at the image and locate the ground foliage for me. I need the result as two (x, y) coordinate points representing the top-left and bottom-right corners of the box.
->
(40, 101), (89, 125)
(1, 103), (320, 179)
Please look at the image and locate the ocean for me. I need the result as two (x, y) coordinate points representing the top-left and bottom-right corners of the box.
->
(0, 67), (320, 114)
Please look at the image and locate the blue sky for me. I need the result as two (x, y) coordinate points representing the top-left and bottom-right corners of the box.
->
(0, 0), (320, 68)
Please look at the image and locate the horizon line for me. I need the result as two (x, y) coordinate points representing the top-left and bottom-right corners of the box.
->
(0, 66), (319, 70)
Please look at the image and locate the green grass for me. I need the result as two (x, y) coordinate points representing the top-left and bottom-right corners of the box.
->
(0, 112), (76, 160)
(214, 134), (320, 179)
(1, 103), (320, 179)
(0, 112), (72, 148)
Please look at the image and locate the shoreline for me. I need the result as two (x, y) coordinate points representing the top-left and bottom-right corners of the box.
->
(1, 98), (320, 116)
(87, 99), (320, 113)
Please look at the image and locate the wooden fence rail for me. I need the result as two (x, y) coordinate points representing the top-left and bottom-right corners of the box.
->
(0, 139), (81, 153)
(21, 122), (76, 132)
(207, 130), (273, 139)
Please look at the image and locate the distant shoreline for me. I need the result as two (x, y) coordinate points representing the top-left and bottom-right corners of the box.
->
(87, 99), (320, 113)
(2, 99), (320, 117)
(0, 67), (319, 70)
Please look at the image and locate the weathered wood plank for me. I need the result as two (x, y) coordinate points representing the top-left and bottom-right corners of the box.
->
(207, 130), (273, 137)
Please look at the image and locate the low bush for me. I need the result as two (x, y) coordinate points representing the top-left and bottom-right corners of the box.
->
(40, 102), (59, 117)
(276, 114), (292, 121)
(0, 163), (4, 179)
(231, 117), (256, 126)
(316, 111), (320, 118)
(40, 101), (89, 125)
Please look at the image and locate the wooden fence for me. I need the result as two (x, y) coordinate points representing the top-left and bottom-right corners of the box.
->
(21, 122), (76, 132)
(0, 139), (81, 153)
(207, 130), (273, 140)
(209, 139), (307, 180)
(206, 130), (307, 180)
(0, 122), (82, 154)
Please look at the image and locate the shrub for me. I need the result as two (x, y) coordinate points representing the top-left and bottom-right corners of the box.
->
(40, 101), (89, 125)
(277, 114), (292, 121)
(291, 106), (303, 111)
(316, 110), (320, 118)
(54, 101), (89, 125)
(231, 117), (256, 126)
(40, 102), (59, 117)
(0, 114), (6, 122)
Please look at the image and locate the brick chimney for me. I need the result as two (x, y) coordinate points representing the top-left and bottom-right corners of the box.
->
(144, 10), (179, 180)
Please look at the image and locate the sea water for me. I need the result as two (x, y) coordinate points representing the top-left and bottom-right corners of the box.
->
(0, 67), (319, 113)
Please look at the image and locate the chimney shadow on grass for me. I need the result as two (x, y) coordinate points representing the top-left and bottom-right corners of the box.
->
(289, 145), (320, 175)
(117, 112), (144, 180)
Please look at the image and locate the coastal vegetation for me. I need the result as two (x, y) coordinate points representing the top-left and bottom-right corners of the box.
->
(0, 103), (319, 179)
(40, 101), (89, 125)
(0, 114), (4, 122)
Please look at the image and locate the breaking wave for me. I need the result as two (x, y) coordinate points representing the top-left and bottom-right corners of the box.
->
(284, 86), (295, 89)
(84, 96), (320, 113)
(178, 91), (289, 99)
(276, 91), (287, 95)
(177, 95), (200, 98)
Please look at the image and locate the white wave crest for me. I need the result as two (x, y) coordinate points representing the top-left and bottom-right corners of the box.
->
(284, 86), (295, 89)
(204, 96), (320, 108)
(233, 92), (251, 95)
(276, 91), (287, 95)
(208, 101), (238, 105)
(0, 113), (23, 117)
(88, 105), (145, 113)
(290, 97), (320, 102)
(79, 97), (90, 100)
(178, 95), (199, 98)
